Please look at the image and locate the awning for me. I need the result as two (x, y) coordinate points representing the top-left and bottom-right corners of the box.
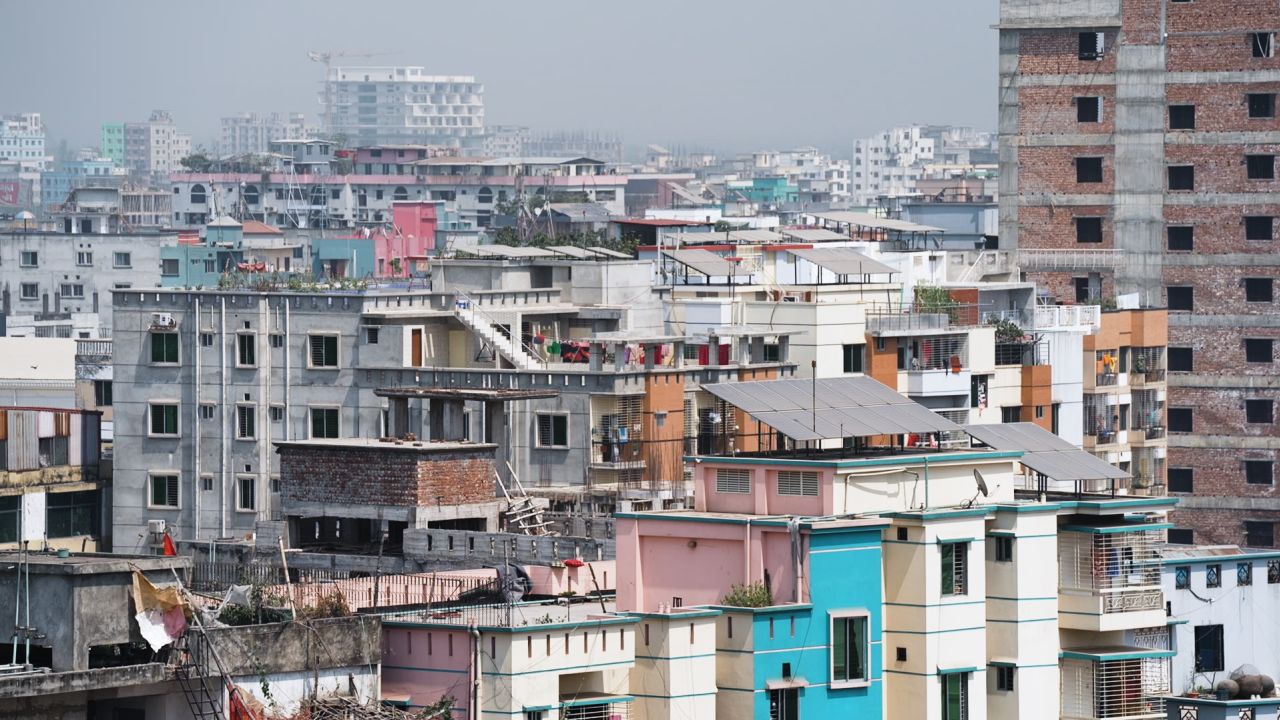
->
(765, 677), (809, 690)
(587, 245), (632, 259)
(702, 376), (960, 442)
(964, 422), (1129, 482)
(664, 249), (742, 278)
(466, 245), (556, 258)
(779, 228), (847, 242)
(788, 247), (898, 277)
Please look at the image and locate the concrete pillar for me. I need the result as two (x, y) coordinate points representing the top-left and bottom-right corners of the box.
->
(429, 399), (467, 442)
(387, 397), (409, 438)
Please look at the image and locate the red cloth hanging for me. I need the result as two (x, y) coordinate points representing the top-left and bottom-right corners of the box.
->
(162, 532), (177, 557)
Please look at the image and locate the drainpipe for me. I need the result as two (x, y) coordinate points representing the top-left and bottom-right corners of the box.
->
(470, 624), (482, 719)
(220, 296), (228, 537)
(789, 517), (803, 603)
(194, 296), (201, 540)
(923, 456), (931, 510)
(284, 299), (291, 440)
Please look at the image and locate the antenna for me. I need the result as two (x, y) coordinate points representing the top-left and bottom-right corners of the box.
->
(965, 469), (990, 508)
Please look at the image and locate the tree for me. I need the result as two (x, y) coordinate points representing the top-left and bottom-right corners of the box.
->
(179, 153), (213, 172)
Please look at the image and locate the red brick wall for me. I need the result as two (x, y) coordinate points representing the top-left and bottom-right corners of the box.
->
(1015, 30), (1118, 75)
(1165, 145), (1280, 194)
(1169, 388), (1280, 440)
(1017, 147), (1115, 195)
(1170, 506), (1280, 547)
(280, 445), (495, 508)
(1017, 86), (1117, 135)
(1165, 83), (1280, 132)
(1162, 205), (1280, 253)
(1018, 205), (1114, 249)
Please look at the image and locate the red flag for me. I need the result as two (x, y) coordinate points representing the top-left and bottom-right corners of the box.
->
(162, 532), (177, 557)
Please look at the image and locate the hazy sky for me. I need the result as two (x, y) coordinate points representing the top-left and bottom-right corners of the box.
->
(4, 0), (998, 156)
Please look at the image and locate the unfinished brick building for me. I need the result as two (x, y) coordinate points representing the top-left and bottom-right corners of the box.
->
(1000, 0), (1280, 546)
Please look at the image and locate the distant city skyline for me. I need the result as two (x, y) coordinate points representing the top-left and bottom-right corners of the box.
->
(3, 0), (997, 156)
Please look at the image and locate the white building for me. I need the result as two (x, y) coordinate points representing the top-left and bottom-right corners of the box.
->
(322, 66), (485, 147)
(852, 126), (935, 204)
(124, 110), (192, 178)
(0, 113), (52, 171)
(481, 124), (529, 158)
(219, 112), (316, 156)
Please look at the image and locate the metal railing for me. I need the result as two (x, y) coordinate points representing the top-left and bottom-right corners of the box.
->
(1059, 530), (1164, 607)
(1062, 657), (1168, 720)
(1035, 304), (1102, 331)
(865, 302), (982, 334)
(1019, 248), (1126, 271)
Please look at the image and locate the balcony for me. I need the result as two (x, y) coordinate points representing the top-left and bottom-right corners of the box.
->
(865, 302), (980, 336)
(1061, 653), (1170, 720)
(906, 367), (971, 397)
(1058, 528), (1167, 632)
(1035, 303), (1102, 331)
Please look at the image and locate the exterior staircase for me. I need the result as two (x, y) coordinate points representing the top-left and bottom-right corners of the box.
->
(453, 292), (544, 370)
(496, 461), (556, 536)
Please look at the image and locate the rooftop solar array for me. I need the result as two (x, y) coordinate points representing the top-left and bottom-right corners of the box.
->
(788, 247), (898, 277)
(964, 422), (1130, 482)
(702, 376), (960, 442)
(664, 249), (742, 277)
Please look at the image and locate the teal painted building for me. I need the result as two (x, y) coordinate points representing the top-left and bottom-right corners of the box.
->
(311, 237), (376, 279)
(161, 244), (244, 288)
(100, 123), (125, 166)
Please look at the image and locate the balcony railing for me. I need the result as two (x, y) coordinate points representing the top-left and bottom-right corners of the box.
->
(1060, 530), (1163, 607)
(1062, 657), (1168, 720)
(865, 303), (981, 335)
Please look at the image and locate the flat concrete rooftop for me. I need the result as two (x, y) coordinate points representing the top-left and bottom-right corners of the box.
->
(0, 552), (190, 575)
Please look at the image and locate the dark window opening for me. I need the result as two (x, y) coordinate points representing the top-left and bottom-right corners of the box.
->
(1245, 338), (1274, 362)
(1169, 165), (1195, 191)
(1076, 217), (1103, 243)
(1169, 407), (1193, 433)
(1245, 278), (1274, 302)
(1167, 226), (1194, 251)
(1245, 460), (1274, 485)
(1167, 286), (1194, 312)
(1246, 398), (1274, 424)
(1076, 157), (1103, 183)
(1169, 104), (1196, 130)
(1077, 96), (1102, 123)
(1247, 216), (1275, 241)
(1249, 93), (1277, 119)
(1168, 467), (1193, 493)
(1247, 154), (1276, 180)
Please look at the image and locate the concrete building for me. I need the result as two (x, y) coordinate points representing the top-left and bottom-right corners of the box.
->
(481, 124), (530, 158)
(0, 113), (52, 172)
(996, 0), (1279, 546)
(99, 122), (125, 166)
(616, 374), (1175, 720)
(115, 110), (191, 179)
(1162, 545), (1280, 696)
(852, 126), (935, 204)
(322, 66), (484, 147)
(524, 130), (624, 164)
(218, 112), (315, 156)
(0, 406), (105, 552)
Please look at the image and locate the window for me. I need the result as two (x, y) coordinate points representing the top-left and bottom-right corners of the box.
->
(76, 251), (92, 266)
(236, 476), (256, 512)
(1079, 31), (1104, 60)
(237, 404), (256, 439)
(1169, 528), (1194, 544)
(1169, 347), (1193, 372)
(199, 404), (215, 421)
(1246, 278), (1274, 302)
(1001, 406), (1022, 423)
(1076, 157), (1103, 183)
(1077, 96), (1102, 123)
(1169, 104), (1196, 130)
(201, 475), (214, 492)
(311, 407), (340, 438)
(19, 251), (37, 267)
(769, 688), (799, 720)
(200, 332), (214, 347)
(308, 334), (338, 367)
(236, 334), (256, 367)
(715, 468), (751, 494)
(1239, 562), (1254, 586)
(149, 474), (179, 508)
(995, 536), (1014, 562)
(1271, 559), (1280, 582)
(842, 344), (863, 373)
(57, 283), (84, 299)
(365, 327), (380, 344)
(831, 614), (869, 685)
(113, 252), (131, 268)
(1246, 338), (1274, 363)
(1175, 566), (1191, 589)
(941, 672), (969, 720)
(1076, 217), (1103, 243)
(151, 332), (179, 364)
(39, 436), (68, 467)
(1207, 563), (1222, 588)
(0, 496), (16, 544)
(150, 403), (178, 436)
(1244, 459), (1276, 488)
(995, 666), (1015, 693)
(1248, 93), (1276, 119)
(270, 406), (284, 423)
(161, 258), (179, 276)
(1168, 165), (1194, 191)
(1167, 226), (1193, 251)
(941, 542), (968, 596)
(1247, 215), (1274, 241)
(19, 283), (37, 301)
(1246, 399), (1273, 424)
(1167, 286), (1193, 311)
(535, 413), (568, 448)
(1194, 624), (1224, 673)
(1252, 32), (1274, 58)
(46, 490), (97, 538)
(190, 184), (207, 204)
(1169, 407), (1192, 433)
(777, 471), (818, 497)
(1247, 154), (1276, 180)
(1247, 521), (1276, 547)
(94, 380), (112, 407)
(1169, 467), (1193, 493)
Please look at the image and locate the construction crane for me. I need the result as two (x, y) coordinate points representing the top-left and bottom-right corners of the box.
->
(308, 50), (401, 132)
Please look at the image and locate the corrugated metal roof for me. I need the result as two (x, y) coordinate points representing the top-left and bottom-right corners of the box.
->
(964, 422), (1129, 482)
(703, 376), (959, 442)
(587, 246), (632, 259)
(779, 228), (847, 243)
(812, 211), (945, 234)
(726, 229), (784, 244)
(467, 245), (557, 258)
(664, 249), (741, 277)
(546, 245), (596, 259)
(788, 247), (898, 277)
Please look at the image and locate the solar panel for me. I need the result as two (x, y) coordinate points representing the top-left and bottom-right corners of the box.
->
(964, 422), (1129, 481)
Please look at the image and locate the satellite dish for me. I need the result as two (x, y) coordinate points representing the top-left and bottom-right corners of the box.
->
(974, 469), (990, 497)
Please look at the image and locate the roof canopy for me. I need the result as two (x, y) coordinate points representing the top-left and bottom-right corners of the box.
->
(964, 422), (1130, 482)
(464, 245), (557, 258)
(779, 228), (847, 243)
(812, 211), (944, 234)
(702, 376), (960, 442)
(788, 247), (898, 277)
(664, 249), (742, 277)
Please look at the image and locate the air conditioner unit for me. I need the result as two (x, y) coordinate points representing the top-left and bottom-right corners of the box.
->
(150, 312), (177, 330)
(147, 519), (166, 534)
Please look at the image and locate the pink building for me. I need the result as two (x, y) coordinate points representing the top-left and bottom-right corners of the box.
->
(367, 200), (440, 277)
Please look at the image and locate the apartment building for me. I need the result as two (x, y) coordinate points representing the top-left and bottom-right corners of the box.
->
(615, 374), (1174, 720)
(322, 66), (484, 147)
(852, 126), (935, 204)
(219, 112), (315, 156)
(0, 406), (105, 552)
(109, 110), (192, 178)
(0, 113), (52, 171)
(997, 0), (1276, 546)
